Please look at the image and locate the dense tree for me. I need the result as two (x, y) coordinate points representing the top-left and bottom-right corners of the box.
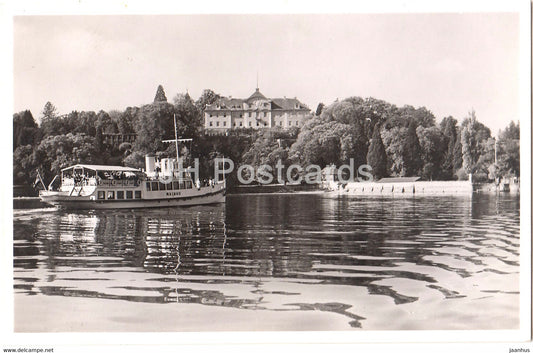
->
(241, 129), (291, 182)
(132, 93), (201, 155)
(32, 133), (100, 182)
(403, 119), (423, 177)
(195, 89), (221, 116)
(13, 144), (35, 184)
(399, 105), (436, 128)
(460, 110), (491, 175)
(497, 120), (520, 178)
(416, 125), (446, 180)
(366, 124), (388, 179)
(154, 85), (168, 103)
(13, 110), (40, 150)
(381, 126), (408, 176)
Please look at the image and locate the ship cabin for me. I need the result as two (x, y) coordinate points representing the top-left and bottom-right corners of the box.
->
(60, 164), (144, 199)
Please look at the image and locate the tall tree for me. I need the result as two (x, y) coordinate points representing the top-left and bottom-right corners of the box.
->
(13, 110), (39, 150)
(403, 119), (423, 176)
(154, 85), (168, 103)
(461, 110), (491, 174)
(40, 101), (61, 137)
(315, 102), (324, 116)
(439, 116), (458, 179)
(41, 101), (58, 120)
(366, 124), (388, 179)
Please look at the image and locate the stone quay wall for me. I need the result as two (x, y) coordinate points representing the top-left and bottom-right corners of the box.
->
(332, 180), (473, 196)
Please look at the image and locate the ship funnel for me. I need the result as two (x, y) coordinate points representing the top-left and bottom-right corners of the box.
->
(145, 154), (156, 174)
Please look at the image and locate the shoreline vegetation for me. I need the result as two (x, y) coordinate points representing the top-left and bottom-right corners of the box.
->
(14, 85), (520, 196)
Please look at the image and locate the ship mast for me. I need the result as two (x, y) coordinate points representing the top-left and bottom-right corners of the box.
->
(174, 114), (179, 161)
(162, 114), (193, 169)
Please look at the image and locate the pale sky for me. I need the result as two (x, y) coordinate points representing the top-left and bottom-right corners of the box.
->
(14, 13), (520, 134)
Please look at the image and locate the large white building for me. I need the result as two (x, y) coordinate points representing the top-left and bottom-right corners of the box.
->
(204, 88), (311, 134)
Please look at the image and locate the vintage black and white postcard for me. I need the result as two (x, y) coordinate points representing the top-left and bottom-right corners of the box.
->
(2, 1), (531, 352)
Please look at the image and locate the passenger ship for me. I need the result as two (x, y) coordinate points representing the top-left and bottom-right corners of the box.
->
(39, 118), (225, 209)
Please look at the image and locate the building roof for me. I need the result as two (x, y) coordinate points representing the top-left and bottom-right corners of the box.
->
(204, 88), (311, 112)
(376, 177), (421, 183)
(62, 164), (141, 172)
(246, 88), (268, 102)
(271, 98), (310, 110)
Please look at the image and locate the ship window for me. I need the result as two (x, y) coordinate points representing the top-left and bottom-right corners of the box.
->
(97, 191), (105, 200)
(172, 181), (179, 189)
(126, 190), (133, 199)
(151, 182), (159, 191)
(117, 191), (124, 199)
(166, 182), (172, 190)
(107, 191), (115, 200)
(134, 191), (141, 199)
(145, 182), (151, 191)
(159, 182), (165, 190)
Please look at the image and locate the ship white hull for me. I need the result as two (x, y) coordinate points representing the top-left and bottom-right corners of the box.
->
(40, 185), (225, 210)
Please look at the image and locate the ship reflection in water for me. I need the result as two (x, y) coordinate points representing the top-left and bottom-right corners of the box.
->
(13, 193), (520, 331)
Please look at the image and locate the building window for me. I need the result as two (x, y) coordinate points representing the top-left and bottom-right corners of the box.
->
(256, 122), (259, 127)
(145, 182), (151, 191)
(209, 121), (213, 127)
(151, 181), (159, 191)
(97, 191), (105, 200)
(117, 191), (124, 199)
(240, 114), (242, 118)
(289, 121), (292, 126)
(159, 182), (165, 190)
(263, 112), (266, 117)
(126, 190), (133, 199)
(239, 122), (242, 127)
(216, 121), (219, 127)
(223, 121), (226, 126)
(107, 191), (115, 200)
(210, 114), (213, 117)
(166, 182), (172, 190)
(296, 121), (299, 126)
(134, 191), (141, 199)
(248, 122), (251, 127)
(172, 181), (179, 190)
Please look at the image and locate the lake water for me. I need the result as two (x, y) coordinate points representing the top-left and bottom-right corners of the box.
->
(13, 192), (520, 331)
